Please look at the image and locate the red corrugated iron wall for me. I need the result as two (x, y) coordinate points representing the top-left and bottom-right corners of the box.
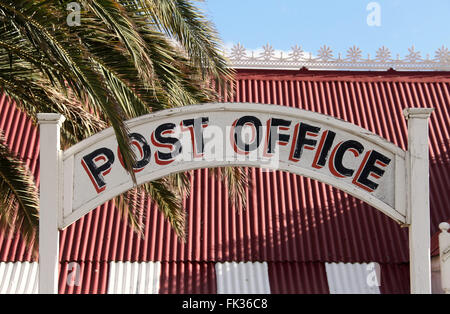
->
(59, 170), (409, 263)
(379, 263), (410, 294)
(268, 262), (329, 294)
(58, 261), (109, 294)
(0, 95), (39, 263)
(0, 70), (449, 294)
(159, 262), (217, 294)
(224, 71), (450, 234)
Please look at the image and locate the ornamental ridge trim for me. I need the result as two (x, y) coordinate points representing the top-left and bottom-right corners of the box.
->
(225, 44), (450, 71)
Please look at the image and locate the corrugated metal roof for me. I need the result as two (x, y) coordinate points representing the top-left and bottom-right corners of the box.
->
(215, 262), (271, 294)
(58, 261), (109, 294)
(107, 262), (160, 294)
(0, 70), (449, 293)
(267, 262), (329, 294)
(54, 169), (410, 263)
(325, 263), (381, 294)
(379, 263), (410, 294)
(0, 262), (38, 294)
(159, 262), (217, 294)
(0, 261), (411, 294)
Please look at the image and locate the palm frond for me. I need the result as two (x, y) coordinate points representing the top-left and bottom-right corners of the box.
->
(81, 0), (156, 87)
(124, 0), (234, 99)
(166, 172), (191, 197)
(0, 132), (39, 251)
(115, 178), (188, 240)
(141, 180), (186, 240)
(0, 0), (139, 183)
(131, 0), (232, 78)
(115, 187), (146, 236)
(0, 0), (244, 246)
(210, 167), (249, 210)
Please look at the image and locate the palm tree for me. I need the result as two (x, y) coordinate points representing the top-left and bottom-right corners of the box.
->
(0, 0), (247, 252)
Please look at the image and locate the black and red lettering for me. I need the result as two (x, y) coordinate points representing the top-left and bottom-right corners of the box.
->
(289, 123), (320, 162)
(181, 117), (209, 158)
(329, 140), (364, 178)
(117, 133), (151, 172)
(81, 147), (115, 193)
(311, 130), (336, 169)
(151, 123), (182, 165)
(352, 150), (391, 192)
(231, 116), (262, 155)
(264, 118), (291, 157)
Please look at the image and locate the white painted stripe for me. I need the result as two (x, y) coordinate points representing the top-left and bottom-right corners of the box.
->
(0, 262), (38, 294)
(107, 262), (161, 294)
(215, 262), (271, 294)
(325, 263), (381, 294)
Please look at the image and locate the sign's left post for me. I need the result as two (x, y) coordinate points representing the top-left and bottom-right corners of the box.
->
(37, 113), (65, 294)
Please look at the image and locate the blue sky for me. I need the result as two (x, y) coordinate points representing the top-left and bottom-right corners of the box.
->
(199, 0), (450, 58)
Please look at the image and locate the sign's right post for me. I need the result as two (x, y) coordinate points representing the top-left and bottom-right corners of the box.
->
(404, 108), (434, 294)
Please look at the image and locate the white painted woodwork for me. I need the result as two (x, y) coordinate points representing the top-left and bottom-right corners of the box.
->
(38, 113), (65, 294)
(62, 103), (406, 228)
(404, 108), (434, 294)
(34, 104), (434, 294)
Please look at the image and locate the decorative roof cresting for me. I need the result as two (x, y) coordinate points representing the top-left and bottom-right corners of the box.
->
(226, 44), (450, 71)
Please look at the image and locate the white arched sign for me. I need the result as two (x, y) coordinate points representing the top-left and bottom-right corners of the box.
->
(37, 103), (433, 294)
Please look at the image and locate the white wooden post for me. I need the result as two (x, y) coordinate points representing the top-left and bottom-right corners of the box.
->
(404, 108), (434, 294)
(439, 222), (450, 294)
(38, 113), (65, 294)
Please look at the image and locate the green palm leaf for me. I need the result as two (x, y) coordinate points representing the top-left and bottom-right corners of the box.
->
(0, 132), (39, 252)
(0, 0), (245, 245)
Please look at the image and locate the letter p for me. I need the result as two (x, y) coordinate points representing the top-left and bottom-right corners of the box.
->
(81, 148), (115, 193)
